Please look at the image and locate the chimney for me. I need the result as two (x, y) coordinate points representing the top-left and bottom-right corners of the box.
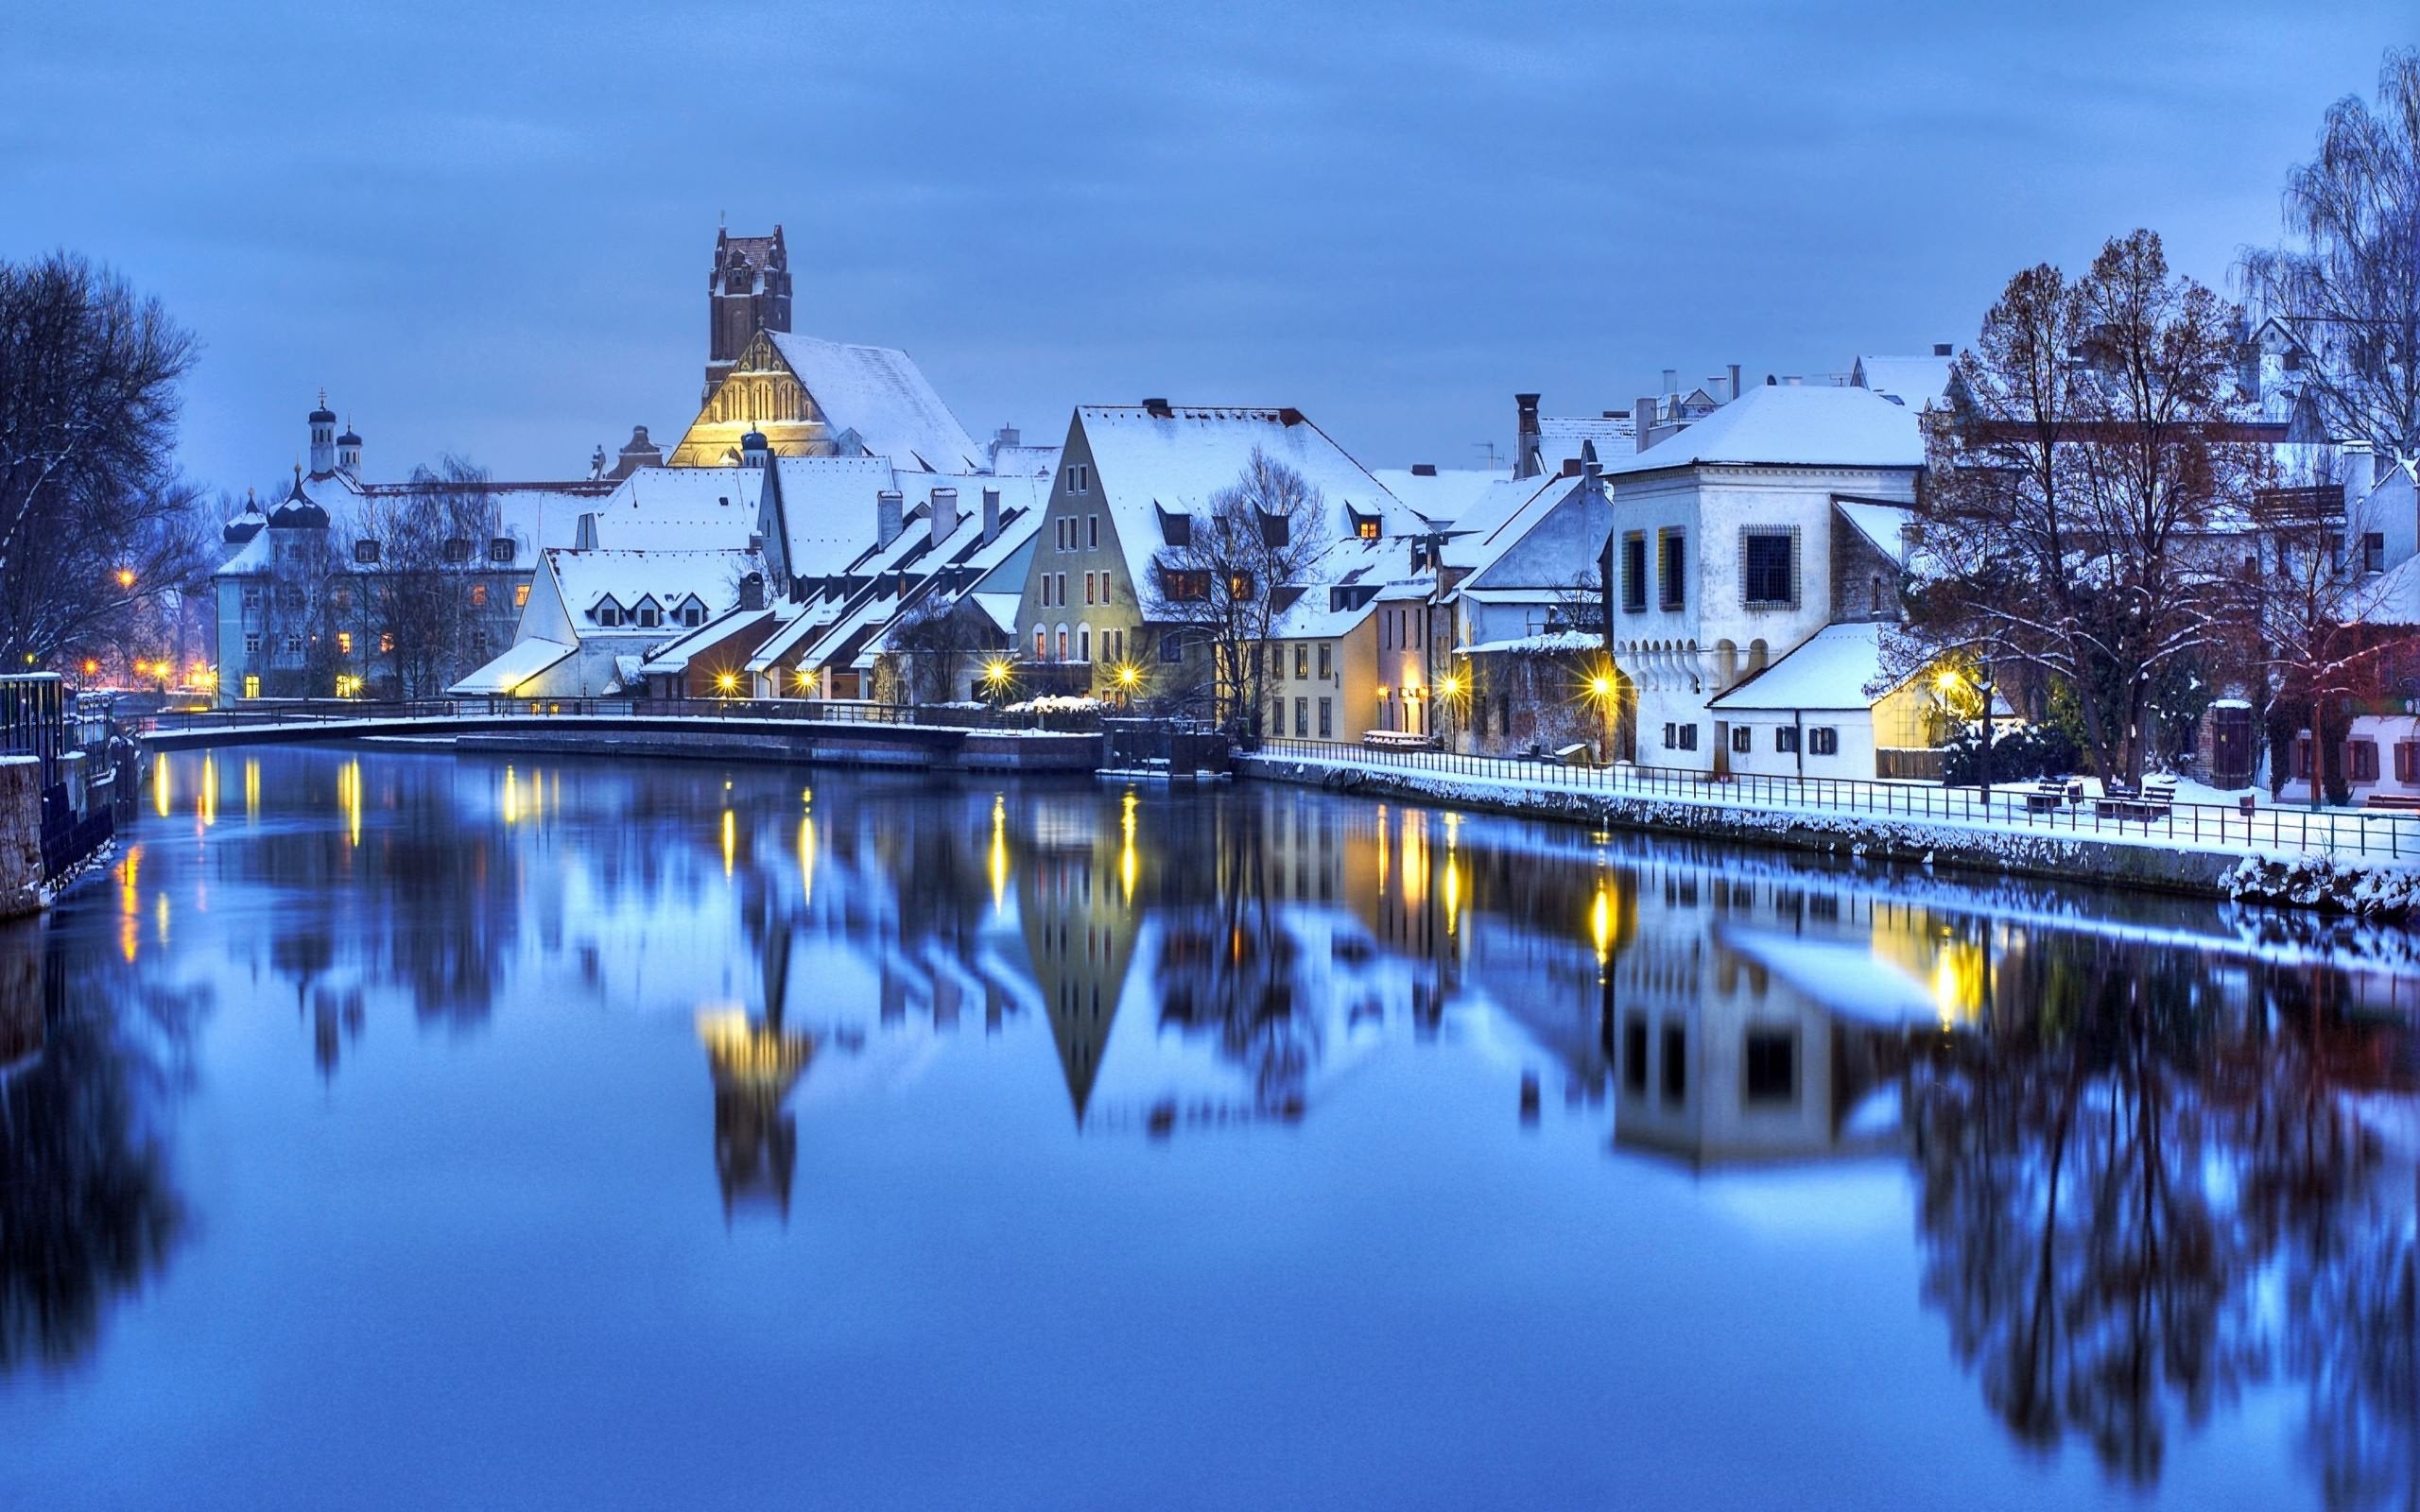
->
(1783, 374), (1804, 387)
(1560, 457), (1582, 477)
(981, 486), (1001, 544)
(1727, 363), (1743, 404)
(1661, 369), (1678, 394)
(931, 486), (959, 542)
(1514, 393), (1543, 479)
(2340, 442), (2377, 508)
(994, 423), (1021, 450)
(1410, 463), (1438, 477)
(876, 489), (904, 549)
(1143, 397), (1173, 418)
(1932, 342), (1954, 357)
(1581, 438), (1602, 486)
(1634, 396), (1659, 453)
(739, 572), (765, 611)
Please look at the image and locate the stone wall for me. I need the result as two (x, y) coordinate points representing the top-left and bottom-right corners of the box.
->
(0, 756), (43, 919)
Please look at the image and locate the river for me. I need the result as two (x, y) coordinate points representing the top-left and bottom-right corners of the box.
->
(3, 745), (2417, 1509)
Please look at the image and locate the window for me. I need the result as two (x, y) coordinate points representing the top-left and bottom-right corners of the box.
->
(1056, 627), (1069, 661)
(1741, 527), (1798, 608)
(1101, 570), (1114, 605)
(1356, 516), (1379, 541)
(637, 605), (660, 627)
(1775, 726), (1800, 754)
(2365, 532), (2387, 574)
(1660, 1022), (1686, 1103)
(337, 632), (353, 655)
(1731, 725), (1751, 754)
(682, 604), (703, 627)
(1658, 528), (1686, 610)
(1161, 632), (1185, 663)
(1079, 626), (1091, 662)
(1807, 726), (1839, 756)
(1162, 568), (1210, 602)
(1159, 508), (1191, 548)
(489, 538), (515, 563)
(1065, 462), (1089, 494)
(378, 633), (394, 654)
(284, 634), (302, 655)
(469, 584), (489, 608)
(597, 603), (621, 627)
(1260, 509), (1290, 548)
(241, 587), (262, 610)
(1317, 644), (1332, 680)
(1035, 627), (1046, 660)
(1622, 1015), (1648, 1093)
(243, 675), (260, 698)
(1295, 697), (1308, 737)
(1743, 1030), (1798, 1105)
(1660, 722), (1698, 752)
(1056, 574), (1067, 608)
(2399, 742), (2420, 784)
(1085, 572), (1096, 606)
(354, 539), (380, 564)
(514, 584), (529, 608)
(1294, 644), (1309, 679)
(1055, 519), (1066, 551)
(1088, 514), (1099, 549)
(2349, 739), (2381, 782)
(1620, 533), (1647, 613)
(1318, 697), (1333, 738)
(443, 537), (473, 564)
(243, 632), (261, 656)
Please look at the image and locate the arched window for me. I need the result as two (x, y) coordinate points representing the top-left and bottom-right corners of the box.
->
(1056, 624), (1069, 662)
(1033, 627), (1046, 660)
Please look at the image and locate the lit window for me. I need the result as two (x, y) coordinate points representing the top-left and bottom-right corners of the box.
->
(514, 584), (530, 608)
(337, 632), (353, 655)
(469, 584), (488, 607)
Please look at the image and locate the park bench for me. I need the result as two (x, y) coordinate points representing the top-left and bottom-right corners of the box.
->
(2363, 793), (2420, 811)
(2094, 775), (2178, 825)
(2022, 781), (2071, 816)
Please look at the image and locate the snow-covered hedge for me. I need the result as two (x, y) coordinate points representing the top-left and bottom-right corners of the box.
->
(1003, 695), (1105, 714)
(2226, 854), (2420, 919)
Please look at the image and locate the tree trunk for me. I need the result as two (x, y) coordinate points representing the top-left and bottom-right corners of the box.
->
(2310, 697), (2324, 812)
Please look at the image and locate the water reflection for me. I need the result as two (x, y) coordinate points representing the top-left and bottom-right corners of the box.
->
(0, 912), (205, 1376)
(27, 748), (2420, 1503)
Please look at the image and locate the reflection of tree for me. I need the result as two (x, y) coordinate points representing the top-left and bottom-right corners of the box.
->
(1908, 952), (2420, 1500)
(0, 920), (205, 1376)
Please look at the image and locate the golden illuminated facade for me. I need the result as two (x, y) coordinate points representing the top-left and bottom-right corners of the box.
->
(667, 329), (832, 468)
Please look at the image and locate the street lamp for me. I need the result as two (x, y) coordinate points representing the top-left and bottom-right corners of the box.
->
(981, 658), (1015, 704)
(114, 568), (135, 590)
(715, 670), (739, 698)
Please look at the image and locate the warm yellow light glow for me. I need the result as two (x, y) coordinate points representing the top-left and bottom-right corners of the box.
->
(1443, 856), (1461, 936)
(721, 808), (735, 877)
(80, 659), (97, 676)
(243, 758), (259, 819)
(1438, 671), (1464, 698)
(1115, 663), (1140, 688)
(501, 766), (520, 825)
(989, 794), (1009, 913)
(1934, 669), (1962, 693)
(1401, 813), (1426, 905)
(1120, 790), (1139, 903)
(716, 671), (738, 694)
(1930, 939), (1987, 1027)
(1589, 675), (1613, 698)
(799, 814), (815, 908)
(1591, 881), (1613, 967)
(115, 568), (135, 589)
(153, 754), (170, 817)
(198, 757), (217, 829)
(341, 758), (361, 848)
(981, 658), (1013, 693)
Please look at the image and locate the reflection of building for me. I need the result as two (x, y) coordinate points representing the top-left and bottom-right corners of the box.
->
(698, 1010), (813, 1222)
(1016, 796), (1141, 1125)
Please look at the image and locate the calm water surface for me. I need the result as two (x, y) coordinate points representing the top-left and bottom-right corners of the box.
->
(5, 746), (2420, 1509)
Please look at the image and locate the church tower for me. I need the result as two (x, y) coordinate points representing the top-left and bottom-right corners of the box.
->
(306, 391), (337, 477)
(705, 225), (792, 402)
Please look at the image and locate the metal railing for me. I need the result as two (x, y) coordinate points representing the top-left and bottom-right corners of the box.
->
(1254, 737), (2420, 861)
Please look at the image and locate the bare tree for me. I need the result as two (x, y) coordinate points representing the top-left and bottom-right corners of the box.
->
(1908, 231), (2260, 787)
(357, 457), (499, 699)
(882, 593), (1000, 704)
(1146, 448), (1324, 739)
(0, 253), (208, 668)
(2240, 46), (2420, 461)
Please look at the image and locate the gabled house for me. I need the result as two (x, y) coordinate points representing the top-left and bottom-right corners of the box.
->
(450, 548), (760, 699)
(1013, 402), (1418, 705)
(666, 328), (985, 472)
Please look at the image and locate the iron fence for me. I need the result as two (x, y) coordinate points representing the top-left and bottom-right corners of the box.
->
(1255, 736), (2420, 862)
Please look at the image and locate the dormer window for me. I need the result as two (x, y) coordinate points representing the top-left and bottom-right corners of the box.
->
(1158, 507), (1192, 548)
(488, 538), (515, 563)
(596, 598), (623, 627)
(443, 537), (472, 564)
(354, 539), (380, 564)
(633, 595), (662, 628)
(1349, 507), (1379, 541)
(681, 602), (704, 627)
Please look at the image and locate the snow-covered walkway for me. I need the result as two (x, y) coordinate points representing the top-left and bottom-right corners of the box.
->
(1254, 738), (2420, 865)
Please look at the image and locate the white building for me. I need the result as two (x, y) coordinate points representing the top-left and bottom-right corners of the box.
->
(1602, 383), (1927, 774)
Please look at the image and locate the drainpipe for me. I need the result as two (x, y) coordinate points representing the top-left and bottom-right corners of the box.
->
(1794, 711), (1805, 780)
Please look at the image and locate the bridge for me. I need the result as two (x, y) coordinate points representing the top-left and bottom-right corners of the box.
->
(135, 697), (1105, 774)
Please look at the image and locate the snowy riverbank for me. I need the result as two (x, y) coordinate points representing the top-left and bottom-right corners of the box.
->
(1239, 751), (2420, 919)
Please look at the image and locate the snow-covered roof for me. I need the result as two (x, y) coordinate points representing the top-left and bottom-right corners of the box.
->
(1850, 354), (1954, 410)
(447, 637), (575, 696)
(1537, 415), (1635, 472)
(988, 443), (1063, 477)
(1706, 621), (1901, 711)
(216, 473), (596, 576)
(1834, 498), (1916, 564)
(543, 547), (755, 629)
(1435, 473), (1566, 571)
(970, 592), (1022, 632)
(1371, 467), (1505, 527)
(1267, 587), (1381, 642)
(1607, 385), (1925, 476)
(767, 332), (983, 472)
(592, 467), (766, 551)
(1459, 628), (1602, 657)
(1449, 472), (1603, 585)
(638, 607), (778, 676)
(1075, 404), (1419, 596)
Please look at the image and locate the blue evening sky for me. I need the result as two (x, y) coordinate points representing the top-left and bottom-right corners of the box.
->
(1, 1), (2407, 496)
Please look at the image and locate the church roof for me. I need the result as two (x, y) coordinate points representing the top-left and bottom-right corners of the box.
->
(766, 332), (982, 472)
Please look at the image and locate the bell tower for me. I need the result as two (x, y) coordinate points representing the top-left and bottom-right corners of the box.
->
(706, 225), (792, 402)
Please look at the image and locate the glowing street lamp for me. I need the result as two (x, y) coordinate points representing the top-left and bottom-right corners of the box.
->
(114, 568), (135, 590)
(715, 670), (739, 697)
(980, 658), (1015, 703)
